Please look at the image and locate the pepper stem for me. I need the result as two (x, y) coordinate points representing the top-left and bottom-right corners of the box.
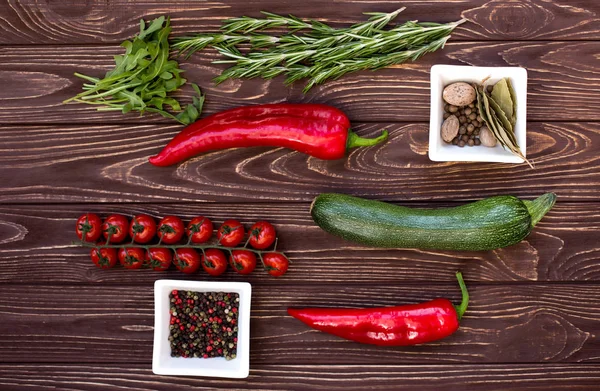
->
(454, 271), (469, 321)
(346, 129), (388, 149)
(522, 192), (557, 228)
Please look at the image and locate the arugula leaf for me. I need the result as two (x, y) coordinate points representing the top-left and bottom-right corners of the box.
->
(64, 16), (204, 125)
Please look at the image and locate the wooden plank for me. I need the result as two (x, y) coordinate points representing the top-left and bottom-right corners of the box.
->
(1, 42), (600, 124)
(1, 0), (599, 44)
(0, 363), (599, 391)
(0, 283), (599, 364)
(0, 202), (596, 284)
(0, 122), (598, 203)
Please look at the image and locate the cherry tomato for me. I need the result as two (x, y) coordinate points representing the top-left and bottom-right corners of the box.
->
(262, 253), (289, 277)
(146, 248), (172, 271)
(90, 247), (118, 269)
(76, 213), (103, 242)
(186, 216), (213, 244)
(102, 214), (129, 243)
(129, 214), (156, 244)
(248, 221), (276, 250)
(174, 248), (201, 274)
(157, 216), (185, 244)
(118, 247), (145, 269)
(217, 220), (245, 247)
(201, 249), (228, 276)
(229, 250), (256, 275)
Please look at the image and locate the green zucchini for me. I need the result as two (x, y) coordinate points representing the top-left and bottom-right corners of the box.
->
(310, 193), (556, 251)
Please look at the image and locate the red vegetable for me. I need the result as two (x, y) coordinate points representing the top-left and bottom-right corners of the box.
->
(217, 220), (245, 247)
(201, 249), (228, 276)
(248, 221), (276, 250)
(262, 252), (289, 277)
(186, 216), (213, 244)
(90, 247), (118, 269)
(174, 248), (201, 274)
(146, 248), (172, 271)
(76, 213), (103, 242)
(129, 214), (156, 244)
(102, 214), (129, 243)
(148, 103), (388, 166)
(229, 250), (257, 275)
(118, 247), (145, 269)
(157, 216), (185, 244)
(288, 272), (469, 346)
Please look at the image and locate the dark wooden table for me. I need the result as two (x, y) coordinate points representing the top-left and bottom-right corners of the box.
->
(1, 0), (599, 389)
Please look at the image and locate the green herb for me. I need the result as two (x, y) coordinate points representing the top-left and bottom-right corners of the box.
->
(476, 81), (532, 167)
(173, 9), (465, 92)
(491, 78), (514, 123)
(506, 78), (518, 127)
(64, 17), (204, 125)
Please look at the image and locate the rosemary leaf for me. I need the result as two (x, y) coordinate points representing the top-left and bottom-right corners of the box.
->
(173, 10), (465, 92)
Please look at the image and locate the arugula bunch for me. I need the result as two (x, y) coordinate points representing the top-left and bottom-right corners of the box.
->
(64, 17), (204, 125)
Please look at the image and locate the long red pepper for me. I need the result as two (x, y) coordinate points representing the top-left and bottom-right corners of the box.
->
(148, 103), (388, 166)
(287, 272), (469, 346)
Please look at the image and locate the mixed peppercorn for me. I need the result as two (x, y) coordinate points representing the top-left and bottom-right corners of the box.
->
(169, 290), (239, 360)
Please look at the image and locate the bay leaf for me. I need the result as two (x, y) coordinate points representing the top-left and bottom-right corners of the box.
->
(506, 77), (517, 127)
(481, 88), (502, 138)
(489, 106), (519, 149)
(487, 93), (514, 134)
(491, 78), (514, 121)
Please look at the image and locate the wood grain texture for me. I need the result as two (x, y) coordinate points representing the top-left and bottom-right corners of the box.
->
(1, 41), (600, 124)
(1, 363), (600, 391)
(0, 202), (596, 284)
(0, 122), (597, 203)
(0, 283), (599, 364)
(0, 0), (599, 388)
(0, 0), (599, 44)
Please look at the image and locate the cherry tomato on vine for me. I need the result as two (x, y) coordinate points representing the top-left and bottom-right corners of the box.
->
(174, 248), (201, 274)
(118, 247), (146, 269)
(229, 250), (257, 275)
(146, 248), (172, 271)
(201, 249), (228, 276)
(262, 253), (289, 277)
(76, 213), (103, 242)
(102, 214), (129, 243)
(157, 216), (185, 244)
(90, 247), (118, 269)
(217, 220), (245, 247)
(129, 214), (156, 244)
(248, 221), (276, 250)
(186, 216), (213, 244)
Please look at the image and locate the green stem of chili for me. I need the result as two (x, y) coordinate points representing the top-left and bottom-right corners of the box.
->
(454, 271), (469, 321)
(346, 129), (389, 149)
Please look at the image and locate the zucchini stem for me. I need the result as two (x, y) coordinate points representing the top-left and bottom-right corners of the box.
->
(523, 193), (557, 227)
(454, 271), (469, 321)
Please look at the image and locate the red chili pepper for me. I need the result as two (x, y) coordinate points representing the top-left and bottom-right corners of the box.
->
(148, 103), (388, 166)
(287, 272), (469, 346)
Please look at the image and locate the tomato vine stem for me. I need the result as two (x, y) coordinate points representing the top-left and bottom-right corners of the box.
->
(72, 239), (287, 258)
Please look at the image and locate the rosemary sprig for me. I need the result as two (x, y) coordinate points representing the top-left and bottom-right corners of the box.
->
(172, 10), (465, 92)
(172, 8), (406, 58)
(212, 23), (459, 85)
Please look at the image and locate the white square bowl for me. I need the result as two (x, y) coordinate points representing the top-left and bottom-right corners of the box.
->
(428, 65), (527, 163)
(152, 279), (251, 378)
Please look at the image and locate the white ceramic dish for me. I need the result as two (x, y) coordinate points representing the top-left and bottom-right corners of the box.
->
(428, 65), (527, 163)
(152, 279), (251, 378)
